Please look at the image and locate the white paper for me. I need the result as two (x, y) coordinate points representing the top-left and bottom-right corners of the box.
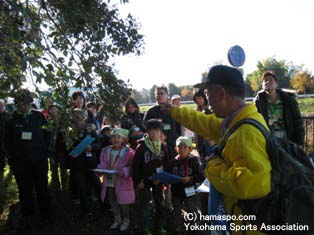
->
(196, 178), (210, 193)
(90, 168), (118, 174)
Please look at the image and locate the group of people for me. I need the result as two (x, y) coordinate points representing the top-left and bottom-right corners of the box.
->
(0, 65), (305, 235)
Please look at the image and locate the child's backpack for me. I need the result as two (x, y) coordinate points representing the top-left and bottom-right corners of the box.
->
(218, 118), (314, 234)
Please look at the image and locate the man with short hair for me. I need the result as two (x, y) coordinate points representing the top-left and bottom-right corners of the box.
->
(4, 89), (51, 230)
(164, 65), (271, 235)
(254, 71), (304, 145)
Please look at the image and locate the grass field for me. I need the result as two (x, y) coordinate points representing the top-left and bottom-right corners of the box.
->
(298, 98), (314, 114)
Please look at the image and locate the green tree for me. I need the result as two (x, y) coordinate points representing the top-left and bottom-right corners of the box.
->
(180, 88), (191, 100)
(149, 85), (157, 103)
(168, 83), (180, 97)
(132, 89), (145, 104)
(246, 57), (299, 94)
(0, 0), (143, 147)
(244, 81), (255, 97)
(201, 71), (208, 79)
(291, 70), (313, 94)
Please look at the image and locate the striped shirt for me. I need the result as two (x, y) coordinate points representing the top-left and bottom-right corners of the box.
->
(267, 94), (286, 138)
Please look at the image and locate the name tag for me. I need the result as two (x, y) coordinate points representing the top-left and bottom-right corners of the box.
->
(22, 132), (32, 140)
(156, 167), (163, 173)
(185, 186), (196, 197)
(86, 152), (93, 158)
(163, 124), (171, 130)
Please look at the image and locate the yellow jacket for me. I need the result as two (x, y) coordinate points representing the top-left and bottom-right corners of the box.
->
(171, 103), (271, 235)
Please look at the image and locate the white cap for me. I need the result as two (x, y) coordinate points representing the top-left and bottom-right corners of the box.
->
(171, 95), (181, 101)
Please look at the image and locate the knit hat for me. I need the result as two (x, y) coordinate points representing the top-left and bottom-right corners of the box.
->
(111, 128), (129, 138)
(176, 136), (194, 148)
(171, 94), (181, 101)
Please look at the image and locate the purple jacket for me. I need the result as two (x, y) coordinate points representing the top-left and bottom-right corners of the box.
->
(98, 145), (135, 205)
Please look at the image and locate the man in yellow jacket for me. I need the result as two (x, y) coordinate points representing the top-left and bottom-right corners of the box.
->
(164, 65), (271, 235)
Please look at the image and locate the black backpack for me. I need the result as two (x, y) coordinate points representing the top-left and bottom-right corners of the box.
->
(218, 118), (314, 234)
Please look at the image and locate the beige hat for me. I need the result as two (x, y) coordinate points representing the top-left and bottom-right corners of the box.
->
(176, 136), (194, 148)
(171, 94), (181, 101)
(111, 128), (129, 138)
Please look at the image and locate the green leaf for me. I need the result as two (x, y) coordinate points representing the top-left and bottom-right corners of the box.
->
(56, 69), (63, 77)
(57, 57), (65, 64)
(47, 64), (54, 72)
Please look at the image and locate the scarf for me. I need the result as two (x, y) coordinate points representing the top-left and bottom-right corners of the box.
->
(144, 136), (161, 156)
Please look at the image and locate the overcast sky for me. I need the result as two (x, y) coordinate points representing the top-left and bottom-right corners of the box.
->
(113, 0), (314, 90)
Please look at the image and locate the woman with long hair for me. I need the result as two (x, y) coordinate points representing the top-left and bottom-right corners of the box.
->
(120, 97), (145, 149)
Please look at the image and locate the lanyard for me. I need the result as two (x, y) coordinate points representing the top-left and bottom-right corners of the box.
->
(109, 147), (122, 170)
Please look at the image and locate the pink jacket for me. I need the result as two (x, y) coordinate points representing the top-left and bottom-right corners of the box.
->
(98, 146), (135, 205)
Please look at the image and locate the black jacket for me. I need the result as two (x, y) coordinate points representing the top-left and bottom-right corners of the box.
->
(165, 155), (204, 198)
(4, 110), (50, 161)
(121, 112), (145, 131)
(132, 139), (169, 187)
(254, 89), (305, 145)
(0, 111), (11, 155)
(68, 130), (100, 170)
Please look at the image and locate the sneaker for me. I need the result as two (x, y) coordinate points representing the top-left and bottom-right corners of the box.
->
(120, 220), (130, 231)
(110, 221), (121, 229)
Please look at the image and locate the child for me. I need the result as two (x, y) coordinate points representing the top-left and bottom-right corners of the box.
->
(99, 125), (112, 148)
(98, 128), (135, 231)
(165, 136), (204, 234)
(68, 109), (100, 211)
(132, 119), (169, 234)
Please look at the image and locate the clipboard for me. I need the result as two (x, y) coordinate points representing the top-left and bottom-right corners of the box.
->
(148, 171), (183, 185)
(69, 136), (95, 158)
